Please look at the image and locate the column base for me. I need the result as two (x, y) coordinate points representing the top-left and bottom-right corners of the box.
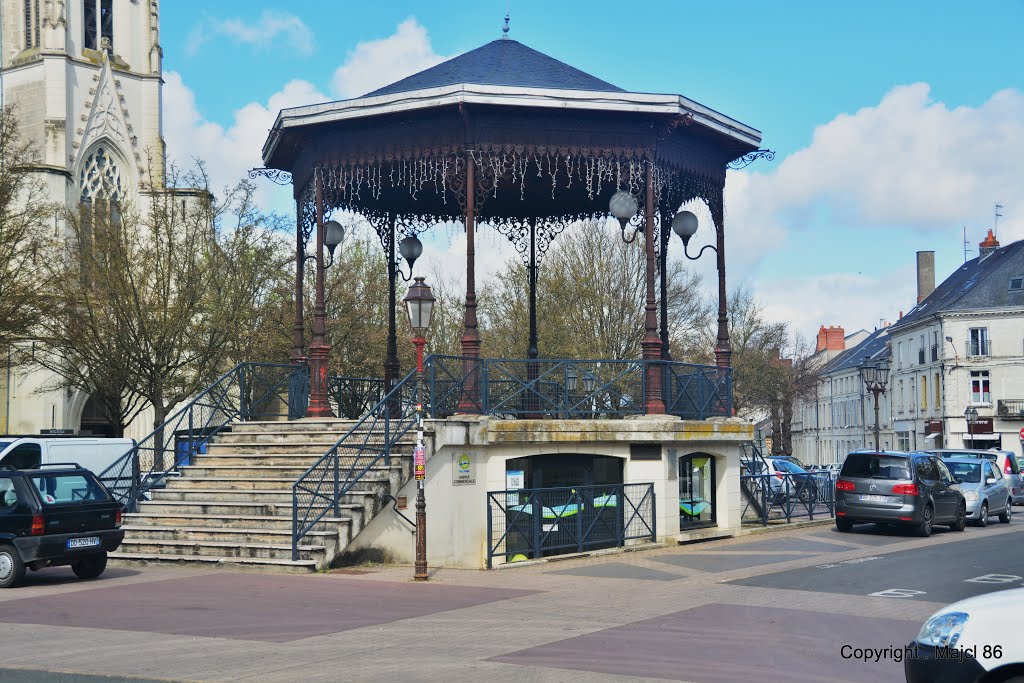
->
(306, 342), (335, 418)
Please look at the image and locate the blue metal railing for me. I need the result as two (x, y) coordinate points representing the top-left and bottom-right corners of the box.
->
(328, 375), (385, 419)
(427, 356), (731, 420)
(291, 367), (420, 560)
(740, 472), (835, 525)
(486, 483), (656, 567)
(98, 362), (307, 511)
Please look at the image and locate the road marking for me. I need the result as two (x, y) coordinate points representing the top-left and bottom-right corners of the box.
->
(964, 574), (1023, 584)
(816, 556), (881, 569)
(869, 588), (926, 598)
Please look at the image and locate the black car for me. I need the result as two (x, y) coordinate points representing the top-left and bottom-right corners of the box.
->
(834, 451), (966, 536)
(0, 464), (124, 588)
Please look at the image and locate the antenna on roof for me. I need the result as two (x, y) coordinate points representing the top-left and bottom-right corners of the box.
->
(962, 225), (971, 264)
(994, 202), (1003, 238)
(502, 1), (510, 38)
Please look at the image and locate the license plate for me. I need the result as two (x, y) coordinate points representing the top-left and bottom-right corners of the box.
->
(67, 537), (100, 549)
(859, 495), (887, 502)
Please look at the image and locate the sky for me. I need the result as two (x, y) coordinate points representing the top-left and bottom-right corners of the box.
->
(159, 0), (1024, 345)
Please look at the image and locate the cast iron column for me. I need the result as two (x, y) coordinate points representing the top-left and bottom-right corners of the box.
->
(413, 338), (428, 580)
(459, 154), (481, 412)
(659, 208), (671, 361)
(306, 172), (334, 418)
(526, 217), (540, 417)
(291, 204), (306, 364)
(641, 162), (665, 414)
(714, 213), (732, 369)
(872, 390), (881, 451)
(384, 213), (400, 416)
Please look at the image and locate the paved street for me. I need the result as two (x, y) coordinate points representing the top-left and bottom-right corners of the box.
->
(2, 513), (1023, 682)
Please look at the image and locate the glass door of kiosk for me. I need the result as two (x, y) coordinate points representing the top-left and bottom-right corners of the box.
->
(679, 454), (716, 528)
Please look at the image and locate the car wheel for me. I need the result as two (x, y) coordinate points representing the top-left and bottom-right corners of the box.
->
(916, 505), (934, 537)
(836, 518), (853, 532)
(1000, 501), (1012, 524)
(799, 483), (815, 504)
(948, 502), (967, 532)
(0, 545), (25, 589)
(978, 502), (989, 527)
(71, 552), (108, 580)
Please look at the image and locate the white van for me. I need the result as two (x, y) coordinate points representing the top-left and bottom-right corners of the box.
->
(0, 437), (135, 477)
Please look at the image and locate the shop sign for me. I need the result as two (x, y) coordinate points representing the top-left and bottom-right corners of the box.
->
(414, 445), (425, 481)
(452, 451), (476, 485)
(968, 417), (994, 434)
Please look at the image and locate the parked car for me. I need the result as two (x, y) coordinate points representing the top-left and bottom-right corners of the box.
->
(774, 455), (808, 470)
(0, 437), (134, 479)
(834, 451), (966, 536)
(905, 587), (1024, 683)
(940, 457), (1012, 526)
(925, 448), (1024, 506)
(0, 463), (124, 588)
(741, 457), (818, 504)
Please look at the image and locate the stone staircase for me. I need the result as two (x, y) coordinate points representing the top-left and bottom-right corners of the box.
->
(110, 419), (414, 572)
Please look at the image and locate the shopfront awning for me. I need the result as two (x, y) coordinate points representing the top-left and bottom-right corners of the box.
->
(965, 433), (1000, 441)
(924, 432), (942, 441)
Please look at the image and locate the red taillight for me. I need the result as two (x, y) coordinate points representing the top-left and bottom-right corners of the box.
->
(835, 511), (847, 516)
(892, 483), (919, 496)
(115, 510), (122, 528)
(898, 516), (914, 521)
(775, 472), (785, 480)
(1005, 463), (1013, 475)
(836, 479), (855, 491)
(30, 514), (45, 536)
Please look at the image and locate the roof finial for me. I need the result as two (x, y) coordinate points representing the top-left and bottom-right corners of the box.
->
(502, 9), (510, 38)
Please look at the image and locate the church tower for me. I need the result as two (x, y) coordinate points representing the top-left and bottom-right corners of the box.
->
(1, 0), (165, 435)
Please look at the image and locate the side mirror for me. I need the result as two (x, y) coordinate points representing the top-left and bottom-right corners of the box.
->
(986, 477), (997, 485)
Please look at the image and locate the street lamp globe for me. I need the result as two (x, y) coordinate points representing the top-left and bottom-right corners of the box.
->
(403, 276), (435, 337)
(582, 371), (597, 393)
(609, 190), (638, 230)
(566, 366), (578, 392)
(324, 220), (345, 258)
(398, 235), (423, 271)
(671, 210), (699, 246)
(964, 406), (979, 422)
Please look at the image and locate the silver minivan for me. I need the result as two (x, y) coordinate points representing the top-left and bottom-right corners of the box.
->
(940, 456), (1012, 526)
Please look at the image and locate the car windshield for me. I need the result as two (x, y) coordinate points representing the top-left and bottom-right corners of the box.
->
(840, 454), (912, 480)
(781, 456), (807, 469)
(774, 459), (807, 474)
(938, 451), (997, 462)
(945, 462), (982, 484)
(31, 473), (111, 504)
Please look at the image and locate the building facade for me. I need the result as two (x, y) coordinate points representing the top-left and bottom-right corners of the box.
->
(1, 0), (164, 436)
(887, 235), (1024, 459)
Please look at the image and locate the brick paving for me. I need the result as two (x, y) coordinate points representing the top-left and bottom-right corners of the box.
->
(0, 520), (1020, 681)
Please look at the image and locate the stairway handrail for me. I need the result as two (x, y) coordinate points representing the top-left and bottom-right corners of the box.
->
(99, 362), (304, 512)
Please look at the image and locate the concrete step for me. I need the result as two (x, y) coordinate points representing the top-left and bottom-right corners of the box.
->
(148, 488), (380, 505)
(117, 538), (328, 562)
(121, 525), (338, 545)
(230, 419), (363, 433)
(161, 477), (393, 492)
(196, 452), (413, 466)
(123, 512), (353, 531)
(108, 552), (318, 573)
(204, 442), (414, 455)
(136, 500), (306, 517)
(179, 464), (404, 479)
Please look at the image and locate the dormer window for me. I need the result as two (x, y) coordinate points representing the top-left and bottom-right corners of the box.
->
(84, 0), (113, 54)
(1010, 277), (1024, 292)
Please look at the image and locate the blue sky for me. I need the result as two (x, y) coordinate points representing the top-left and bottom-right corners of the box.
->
(160, 1), (1023, 342)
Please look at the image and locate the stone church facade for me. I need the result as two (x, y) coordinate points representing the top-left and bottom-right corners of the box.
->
(1, 0), (165, 436)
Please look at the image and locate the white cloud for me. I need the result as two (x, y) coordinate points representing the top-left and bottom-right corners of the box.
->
(331, 18), (447, 99)
(187, 11), (315, 57)
(724, 84), (1024, 342)
(163, 71), (328, 206)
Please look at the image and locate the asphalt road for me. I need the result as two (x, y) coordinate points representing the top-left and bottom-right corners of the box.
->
(732, 516), (1024, 604)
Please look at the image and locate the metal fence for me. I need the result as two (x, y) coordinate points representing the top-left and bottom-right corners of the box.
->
(427, 356), (731, 420)
(740, 472), (836, 525)
(328, 375), (385, 419)
(486, 483), (656, 567)
(99, 362), (306, 511)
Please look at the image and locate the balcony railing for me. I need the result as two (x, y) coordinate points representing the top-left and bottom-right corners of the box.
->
(967, 340), (992, 357)
(931, 344), (939, 362)
(997, 399), (1024, 419)
(918, 348), (925, 365)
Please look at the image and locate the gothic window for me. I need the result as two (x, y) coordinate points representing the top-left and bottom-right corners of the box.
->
(79, 146), (123, 203)
(24, 0), (40, 49)
(83, 0), (113, 53)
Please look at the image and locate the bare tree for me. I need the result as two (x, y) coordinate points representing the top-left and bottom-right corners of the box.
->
(35, 168), (289, 439)
(0, 104), (53, 351)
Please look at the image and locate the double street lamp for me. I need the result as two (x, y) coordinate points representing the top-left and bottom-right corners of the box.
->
(859, 360), (890, 451)
(403, 276), (434, 581)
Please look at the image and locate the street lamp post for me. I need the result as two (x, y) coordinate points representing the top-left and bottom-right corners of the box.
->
(404, 276), (435, 581)
(306, 178), (346, 418)
(859, 360), (890, 451)
(964, 406), (979, 447)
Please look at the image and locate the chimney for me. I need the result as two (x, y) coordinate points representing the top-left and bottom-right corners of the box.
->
(916, 251), (935, 303)
(825, 325), (846, 352)
(979, 229), (1000, 260)
(816, 325), (828, 353)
